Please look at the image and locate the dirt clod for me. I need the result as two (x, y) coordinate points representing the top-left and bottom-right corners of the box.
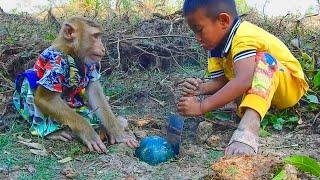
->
(210, 155), (282, 180)
(197, 121), (214, 143)
(206, 135), (221, 147)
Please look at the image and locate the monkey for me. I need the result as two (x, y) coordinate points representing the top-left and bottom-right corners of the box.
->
(13, 16), (138, 153)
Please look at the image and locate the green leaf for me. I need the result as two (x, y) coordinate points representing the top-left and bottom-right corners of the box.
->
(272, 169), (286, 180)
(204, 112), (214, 119)
(284, 155), (320, 177)
(273, 118), (284, 130)
(259, 128), (272, 137)
(313, 71), (320, 88)
(286, 116), (299, 123)
(45, 33), (56, 41)
(213, 111), (231, 121)
(306, 95), (319, 104)
(260, 118), (270, 129)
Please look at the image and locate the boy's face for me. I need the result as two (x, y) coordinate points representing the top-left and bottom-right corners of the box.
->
(186, 8), (231, 50)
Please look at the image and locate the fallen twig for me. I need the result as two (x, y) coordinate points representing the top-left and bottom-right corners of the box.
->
(149, 96), (165, 107)
(273, 144), (299, 149)
(116, 37), (121, 68)
(108, 34), (195, 45)
(312, 112), (320, 125)
(204, 118), (237, 129)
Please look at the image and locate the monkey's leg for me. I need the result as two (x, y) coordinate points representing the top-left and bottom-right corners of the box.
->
(46, 128), (75, 142)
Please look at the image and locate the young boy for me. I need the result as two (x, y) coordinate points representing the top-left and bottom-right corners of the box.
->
(177, 0), (309, 155)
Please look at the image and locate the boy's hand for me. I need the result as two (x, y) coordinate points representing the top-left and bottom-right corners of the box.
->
(178, 78), (203, 96)
(177, 96), (202, 116)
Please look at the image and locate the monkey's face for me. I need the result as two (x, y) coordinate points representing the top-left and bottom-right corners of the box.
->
(78, 26), (106, 64)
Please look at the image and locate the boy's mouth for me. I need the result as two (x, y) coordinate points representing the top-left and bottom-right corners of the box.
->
(200, 43), (208, 49)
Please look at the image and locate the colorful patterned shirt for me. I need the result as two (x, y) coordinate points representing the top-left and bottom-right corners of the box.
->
(34, 46), (101, 108)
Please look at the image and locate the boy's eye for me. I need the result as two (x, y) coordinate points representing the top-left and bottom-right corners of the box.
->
(194, 26), (203, 33)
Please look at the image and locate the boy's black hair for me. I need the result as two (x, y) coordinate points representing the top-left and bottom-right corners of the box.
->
(183, 0), (238, 18)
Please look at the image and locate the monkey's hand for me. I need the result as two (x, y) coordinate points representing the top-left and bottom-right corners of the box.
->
(73, 122), (107, 153)
(110, 133), (139, 148)
(108, 116), (139, 148)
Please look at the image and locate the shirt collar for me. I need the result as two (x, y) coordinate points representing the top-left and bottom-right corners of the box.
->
(209, 17), (241, 58)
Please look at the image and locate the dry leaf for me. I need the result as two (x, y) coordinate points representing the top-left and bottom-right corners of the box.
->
(134, 130), (148, 139)
(18, 141), (45, 150)
(61, 168), (79, 179)
(58, 157), (73, 164)
(17, 136), (32, 143)
(134, 119), (151, 127)
(81, 146), (90, 154)
(30, 149), (48, 156)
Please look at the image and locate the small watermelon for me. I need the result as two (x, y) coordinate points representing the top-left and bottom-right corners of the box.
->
(135, 136), (175, 165)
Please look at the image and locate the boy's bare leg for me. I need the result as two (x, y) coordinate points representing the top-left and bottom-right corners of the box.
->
(225, 108), (260, 155)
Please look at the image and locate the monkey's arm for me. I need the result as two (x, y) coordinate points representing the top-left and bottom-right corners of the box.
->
(34, 86), (91, 132)
(34, 85), (106, 152)
(85, 81), (124, 137)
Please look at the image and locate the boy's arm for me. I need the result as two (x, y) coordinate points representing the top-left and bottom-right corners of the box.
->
(178, 56), (256, 116)
(179, 76), (228, 96)
(200, 76), (228, 95)
(201, 56), (256, 113)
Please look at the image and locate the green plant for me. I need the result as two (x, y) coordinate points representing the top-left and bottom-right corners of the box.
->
(261, 110), (299, 131)
(273, 155), (320, 179)
(313, 71), (320, 89)
(304, 94), (320, 111)
(45, 33), (56, 41)
(205, 111), (232, 121)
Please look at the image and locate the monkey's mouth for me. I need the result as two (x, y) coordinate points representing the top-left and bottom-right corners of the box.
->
(92, 54), (104, 59)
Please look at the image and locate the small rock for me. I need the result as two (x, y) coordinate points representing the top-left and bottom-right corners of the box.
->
(0, 165), (9, 176)
(26, 165), (36, 174)
(197, 121), (214, 143)
(206, 135), (221, 147)
(284, 164), (299, 180)
(134, 130), (148, 139)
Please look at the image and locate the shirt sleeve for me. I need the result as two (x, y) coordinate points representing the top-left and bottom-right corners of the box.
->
(207, 56), (224, 79)
(37, 55), (65, 92)
(231, 36), (268, 63)
(87, 63), (101, 82)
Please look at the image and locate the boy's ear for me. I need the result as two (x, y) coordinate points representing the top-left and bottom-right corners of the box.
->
(217, 13), (232, 29)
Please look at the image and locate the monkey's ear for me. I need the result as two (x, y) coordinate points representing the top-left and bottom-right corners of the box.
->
(63, 23), (76, 41)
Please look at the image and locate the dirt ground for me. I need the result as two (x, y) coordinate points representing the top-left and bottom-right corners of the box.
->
(0, 72), (319, 180)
